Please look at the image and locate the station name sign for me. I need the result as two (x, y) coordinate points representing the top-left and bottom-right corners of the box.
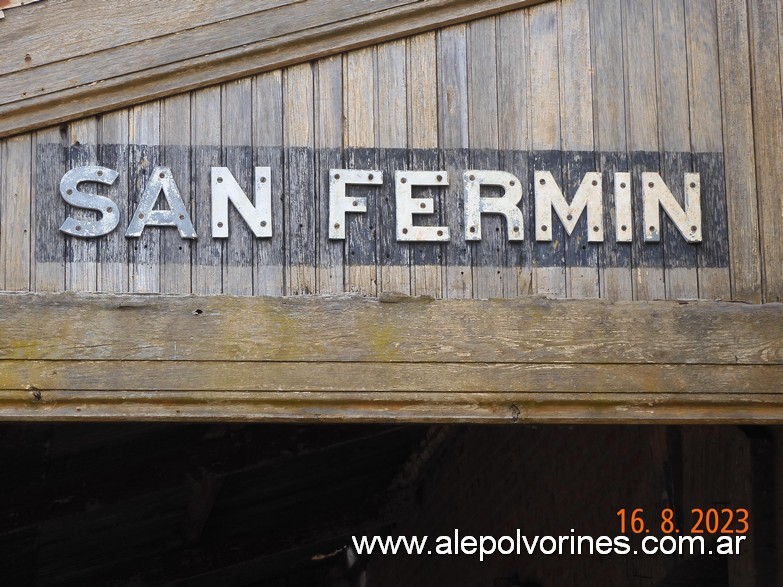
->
(58, 164), (702, 245)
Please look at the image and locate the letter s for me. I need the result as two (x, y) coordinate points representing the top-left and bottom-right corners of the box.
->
(59, 166), (120, 237)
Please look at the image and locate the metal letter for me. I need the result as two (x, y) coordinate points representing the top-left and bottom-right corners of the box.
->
(642, 172), (701, 242)
(59, 166), (120, 238)
(463, 170), (524, 241)
(125, 167), (197, 239)
(534, 171), (604, 242)
(395, 171), (450, 242)
(328, 169), (383, 239)
(614, 172), (632, 242)
(211, 167), (272, 238)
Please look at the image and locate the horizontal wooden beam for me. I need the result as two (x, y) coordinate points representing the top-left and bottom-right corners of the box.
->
(0, 0), (549, 139)
(0, 292), (781, 422)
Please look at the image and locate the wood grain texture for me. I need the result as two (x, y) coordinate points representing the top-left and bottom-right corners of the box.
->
(655, 0), (697, 300)
(591, 0), (632, 301)
(529, 2), (565, 297)
(408, 32), (442, 298)
(624, 0), (664, 300)
(0, 0), (552, 140)
(748, 0), (783, 302)
(0, 134), (31, 291)
(252, 71), (286, 296)
(716, 0), (760, 303)
(0, 0), (746, 304)
(0, 292), (780, 422)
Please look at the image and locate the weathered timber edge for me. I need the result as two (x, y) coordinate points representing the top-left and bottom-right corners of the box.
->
(0, 292), (781, 422)
(0, 0), (550, 139)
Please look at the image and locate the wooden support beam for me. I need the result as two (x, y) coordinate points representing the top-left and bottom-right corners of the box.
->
(0, 293), (781, 423)
(0, 0), (551, 139)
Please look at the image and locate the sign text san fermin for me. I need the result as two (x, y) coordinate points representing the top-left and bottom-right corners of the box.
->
(59, 161), (704, 245)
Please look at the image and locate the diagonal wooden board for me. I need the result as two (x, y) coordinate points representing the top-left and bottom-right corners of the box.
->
(0, 0), (551, 139)
(0, 292), (781, 422)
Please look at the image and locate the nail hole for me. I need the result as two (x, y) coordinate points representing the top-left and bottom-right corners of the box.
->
(193, 309), (203, 315)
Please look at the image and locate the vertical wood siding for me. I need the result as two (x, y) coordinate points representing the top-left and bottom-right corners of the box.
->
(0, 0), (773, 302)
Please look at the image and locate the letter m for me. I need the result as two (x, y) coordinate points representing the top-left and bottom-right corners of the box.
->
(534, 171), (604, 242)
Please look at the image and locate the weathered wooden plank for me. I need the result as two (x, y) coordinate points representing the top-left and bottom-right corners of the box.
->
(748, 0), (783, 302)
(314, 57), (345, 295)
(221, 79), (254, 296)
(283, 64), (317, 295)
(624, 0), (664, 300)
(191, 87), (223, 295)
(716, 0), (760, 302)
(344, 48), (378, 296)
(65, 118), (99, 292)
(468, 17), (505, 299)
(497, 10), (532, 297)
(529, 2), (565, 297)
(0, 0), (553, 140)
(655, 0), (697, 300)
(560, 0), (598, 299)
(252, 71), (285, 296)
(31, 127), (66, 292)
(0, 0), (300, 77)
(0, 134), (31, 291)
(161, 94), (192, 294)
(5, 361), (782, 395)
(0, 293), (780, 365)
(98, 111), (130, 293)
(687, 0), (730, 300)
(128, 103), (161, 293)
(591, 0), (632, 301)
(376, 39), (411, 295)
(2, 390), (783, 424)
(439, 25), (472, 299)
(408, 32), (442, 298)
